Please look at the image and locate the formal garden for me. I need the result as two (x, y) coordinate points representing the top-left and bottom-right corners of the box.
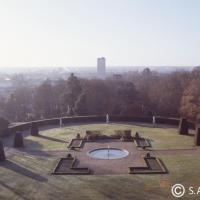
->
(0, 116), (200, 200)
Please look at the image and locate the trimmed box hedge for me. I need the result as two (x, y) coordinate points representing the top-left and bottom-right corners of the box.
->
(110, 115), (152, 123)
(0, 140), (6, 161)
(5, 115), (196, 138)
(13, 132), (24, 148)
(62, 115), (105, 124)
(33, 118), (59, 126)
(0, 117), (9, 137)
(195, 126), (200, 146)
(178, 118), (189, 135)
(155, 117), (180, 126)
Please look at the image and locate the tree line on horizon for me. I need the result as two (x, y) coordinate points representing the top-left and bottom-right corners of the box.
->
(0, 67), (200, 123)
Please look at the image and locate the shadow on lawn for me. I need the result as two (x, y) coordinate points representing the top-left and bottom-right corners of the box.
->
(0, 180), (30, 200)
(0, 160), (48, 182)
(111, 122), (177, 129)
(38, 135), (66, 143)
(18, 139), (53, 157)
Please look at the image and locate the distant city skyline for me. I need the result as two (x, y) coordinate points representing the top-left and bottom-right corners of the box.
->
(0, 0), (200, 68)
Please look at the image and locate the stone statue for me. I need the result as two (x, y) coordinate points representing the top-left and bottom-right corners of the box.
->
(60, 118), (62, 127)
(106, 114), (109, 123)
(152, 116), (156, 125)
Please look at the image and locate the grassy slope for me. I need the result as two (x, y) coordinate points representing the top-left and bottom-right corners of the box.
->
(0, 123), (199, 200)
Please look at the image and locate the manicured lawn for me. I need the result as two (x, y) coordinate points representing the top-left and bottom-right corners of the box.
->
(0, 123), (199, 200)
(24, 123), (195, 150)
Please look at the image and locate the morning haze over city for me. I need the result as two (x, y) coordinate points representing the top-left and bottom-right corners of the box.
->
(0, 0), (200, 69)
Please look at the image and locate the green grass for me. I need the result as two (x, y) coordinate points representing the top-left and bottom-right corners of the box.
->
(24, 123), (195, 150)
(0, 123), (199, 200)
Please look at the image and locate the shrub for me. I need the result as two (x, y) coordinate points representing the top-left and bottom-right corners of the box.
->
(110, 115), (152, 123)
(34, 118), (59, 126)
(0, 117), (9, 136)
(0, 140), (5, 161)
(195, 126), (200, 146)
(155, 117), (179, 126)
(13, 132), (24, 148)
(84, 130), (102, 140)
(31, 123), (39, 136)
(62, 116), (105, 124)
(178, 118), (189, 135)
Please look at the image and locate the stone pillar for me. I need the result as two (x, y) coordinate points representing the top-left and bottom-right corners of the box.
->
(178, 118), (188, 135)
(0, 140), (5, 161)
(13, 132), (24, 148)
(31, 123), (39, 136)
(195, 126), (200, 146)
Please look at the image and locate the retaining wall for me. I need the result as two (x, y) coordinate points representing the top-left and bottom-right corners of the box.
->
(0, 115), (196, 137)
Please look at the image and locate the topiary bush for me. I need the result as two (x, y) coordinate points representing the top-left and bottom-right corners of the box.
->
(13, 132), (24, 148)
(0, 117), (9, 136)
(0, 140), (5, 161)
(31, 123), (39, 136)
(178, 118), (189, 135)
(195, 126), (200, 146)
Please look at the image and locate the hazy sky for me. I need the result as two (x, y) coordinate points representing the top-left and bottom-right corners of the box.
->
(0, 0), (200, 68)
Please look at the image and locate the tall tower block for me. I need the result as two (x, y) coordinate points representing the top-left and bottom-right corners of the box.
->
(97, 57), (106, 78)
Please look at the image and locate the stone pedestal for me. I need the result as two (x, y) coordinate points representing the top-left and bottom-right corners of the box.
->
(31, 123), (39, 136)
(0, 140), (5, 161)
(13, 132), (24, 148)
(195, 126), (200, 146)
(178, 118), (188, 135)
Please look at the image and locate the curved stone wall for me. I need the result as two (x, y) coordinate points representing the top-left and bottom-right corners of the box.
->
(1, 115), (196, 137)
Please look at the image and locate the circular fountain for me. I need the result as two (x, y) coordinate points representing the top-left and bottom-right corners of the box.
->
(88, 146), (129, 160)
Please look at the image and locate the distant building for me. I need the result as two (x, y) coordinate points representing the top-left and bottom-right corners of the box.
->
(97, 57), (106, 78)
(113, 74), (122, 80)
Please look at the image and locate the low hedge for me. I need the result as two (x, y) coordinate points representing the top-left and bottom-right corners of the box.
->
(155, 117), (180, 126)
(4, 115), (196, 138)
(110, 115), (152, 123)
(6, 116), (105, 136)
(188, 121), (196, 130)
(32, 118), (59, 126)
(62, 115), (105, 124)
(9, 122), (32, 132)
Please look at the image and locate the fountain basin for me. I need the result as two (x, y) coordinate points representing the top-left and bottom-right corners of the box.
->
(88, 148), (129, 159)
